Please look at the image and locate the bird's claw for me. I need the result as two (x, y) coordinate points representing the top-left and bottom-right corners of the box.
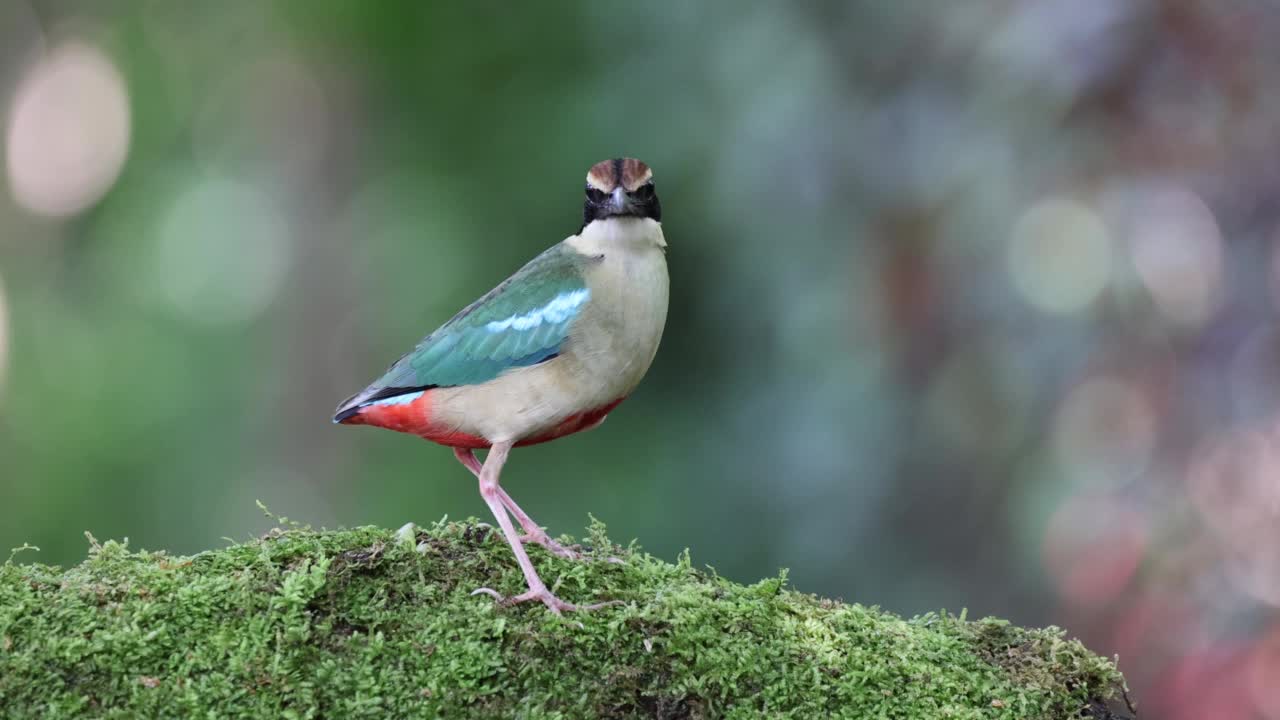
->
(471, 585), (621, 615)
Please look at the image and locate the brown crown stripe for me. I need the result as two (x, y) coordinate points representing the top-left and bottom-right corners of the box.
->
(585, 160), (615, 191)
(586, 158), (652, 192)
(619, 158), (653, 191)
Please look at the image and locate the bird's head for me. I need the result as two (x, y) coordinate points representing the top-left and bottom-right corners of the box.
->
(582, 158), (661, 229)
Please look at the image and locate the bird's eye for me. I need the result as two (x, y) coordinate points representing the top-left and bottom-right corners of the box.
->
(633, 184), (655, 199)
(585, 187), (606, 203)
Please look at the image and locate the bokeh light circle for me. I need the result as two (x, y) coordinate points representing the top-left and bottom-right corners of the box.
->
(1187, 428), (1280, 606)
(1186, 429), (1280, 540)
(1042, 494), (1147, 607)
(5, 41), (131, 217)
(153, 178), (292, 326)
(1052, 376), (1157, 489)
(1127, 185), (1223, 328)
(1007, 197), (1111, 314)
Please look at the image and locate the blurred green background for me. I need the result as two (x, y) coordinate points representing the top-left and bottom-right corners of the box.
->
(4, 2), (1280, 716)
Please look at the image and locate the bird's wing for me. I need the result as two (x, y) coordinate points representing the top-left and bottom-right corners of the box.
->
(335, 242), (591, 419)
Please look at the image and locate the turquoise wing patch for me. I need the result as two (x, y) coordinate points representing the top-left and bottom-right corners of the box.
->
(407, 284), (589, 387)
(337, 244), (592, 416)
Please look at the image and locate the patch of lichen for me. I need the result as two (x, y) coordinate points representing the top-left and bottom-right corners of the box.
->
(0, 520), (1125, 719)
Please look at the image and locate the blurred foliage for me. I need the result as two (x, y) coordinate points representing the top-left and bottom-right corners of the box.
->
(3, 2), (1280, 715)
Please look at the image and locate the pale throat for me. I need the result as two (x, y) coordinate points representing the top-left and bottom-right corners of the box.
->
(568, 217), (666, 256)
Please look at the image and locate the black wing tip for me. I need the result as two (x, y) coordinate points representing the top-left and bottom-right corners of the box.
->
(332, 390), (365, 424)
(331, 384), (438, 425)
(333, 405), (362, 424)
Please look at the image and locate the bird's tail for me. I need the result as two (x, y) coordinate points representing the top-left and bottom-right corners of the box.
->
(332, 393), (366, 424)
(333, 384), (435, 424)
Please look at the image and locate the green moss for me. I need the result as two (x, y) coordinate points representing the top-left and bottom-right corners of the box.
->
(0, 520), (1125, 718)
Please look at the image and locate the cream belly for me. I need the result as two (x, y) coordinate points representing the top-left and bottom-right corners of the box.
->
(428, 218), (669, 443)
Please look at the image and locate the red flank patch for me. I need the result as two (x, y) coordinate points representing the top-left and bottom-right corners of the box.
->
(341, 391), (626, 449)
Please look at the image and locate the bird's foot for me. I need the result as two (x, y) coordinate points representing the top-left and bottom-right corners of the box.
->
(516, 530), (626, 564)
(517, 531), (584, 560)
(471, 586), (621, 615)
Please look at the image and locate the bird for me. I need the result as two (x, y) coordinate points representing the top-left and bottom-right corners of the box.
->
(333, 158), (669, 613)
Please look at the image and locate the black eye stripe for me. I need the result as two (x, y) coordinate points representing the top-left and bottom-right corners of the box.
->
(578, 179), (661, 232)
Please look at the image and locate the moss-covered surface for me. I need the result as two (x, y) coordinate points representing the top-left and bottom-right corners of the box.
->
(0, 520), (1127, 718)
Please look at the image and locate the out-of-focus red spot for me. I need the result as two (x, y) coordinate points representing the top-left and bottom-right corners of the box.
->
(1249, 624), (1280, 719)
(1148, 643), (1256, 720)
(1108, 594), (1205, 681)
(1043, 496), (1147, 607)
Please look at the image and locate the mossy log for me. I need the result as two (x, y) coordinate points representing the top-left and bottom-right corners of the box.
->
(0, 520), (1129, 718)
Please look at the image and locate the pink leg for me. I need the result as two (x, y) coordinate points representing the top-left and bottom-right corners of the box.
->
(452, 447), (581, 560)
(468, 441), (615, 613)
(453, 446), (484, 476)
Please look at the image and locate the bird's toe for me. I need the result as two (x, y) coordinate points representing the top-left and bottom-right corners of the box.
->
(469, 584), (619, 614)
(518, 532), (584, 560)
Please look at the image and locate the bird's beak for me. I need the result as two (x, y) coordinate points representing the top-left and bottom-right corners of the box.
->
(608, 186), (628, 214)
